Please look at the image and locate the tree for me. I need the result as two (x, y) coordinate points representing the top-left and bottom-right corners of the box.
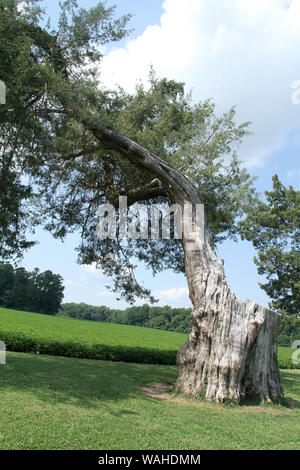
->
(0, 1), (283, 402)
(240, 175), (300, 317)
(33, 270), (64, 315)
(0, 263), (64, 314)
(9, 267), (30, 310)
(0, 262), (14, 305)
(0, 0), (131, 260)
(126, 304), (150, 326)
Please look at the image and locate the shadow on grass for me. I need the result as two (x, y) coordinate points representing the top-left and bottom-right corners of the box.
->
(279, 370), (300, 409)
(1, 352), (178, 410)
(2, 352), (299, 412)
(236, 370), (300, 409)
(239, 396), (300, 409)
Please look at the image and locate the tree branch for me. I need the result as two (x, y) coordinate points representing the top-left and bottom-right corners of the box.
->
(23, 23), (202, 206)
(61, 145), (102, 161)
(92, 126), (202, 206)
(110, 178), (168, 208)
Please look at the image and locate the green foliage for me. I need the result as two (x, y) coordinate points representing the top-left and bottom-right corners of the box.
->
(277, 334), (291, 347)
(277, 314), (300, 346)
(277, 346), (300, 369)
(113, 73), (255, 246)
(0, 0), (131, 261)
(0, 3), (258, 302)
(240, 175), (300, 316)
(0, 263), (64, 314)
(68, 73), (256, 302)
(1, 330), (177, 364)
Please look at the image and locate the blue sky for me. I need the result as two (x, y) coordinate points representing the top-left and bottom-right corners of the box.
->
(21, 0), (300, 309)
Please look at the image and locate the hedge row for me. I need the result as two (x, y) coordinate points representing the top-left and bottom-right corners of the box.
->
(277, 358), (300, 370)
(0, 331), (177, 365)
(1, 330), (299, 369)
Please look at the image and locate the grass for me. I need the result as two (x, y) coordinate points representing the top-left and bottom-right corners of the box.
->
(0, 351), (299, 450)
(0, 307), (188, 364)
(278, 345), (299, 364)
(0, 307), (187, 350)
(277, 346), (300, 370)
(0, 307), (298, 368)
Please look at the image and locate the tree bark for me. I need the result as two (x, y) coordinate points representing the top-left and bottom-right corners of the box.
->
(176, 215), (283, 403)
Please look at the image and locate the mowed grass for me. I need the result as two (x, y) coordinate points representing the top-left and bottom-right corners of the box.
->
(0, 352), (299, 450)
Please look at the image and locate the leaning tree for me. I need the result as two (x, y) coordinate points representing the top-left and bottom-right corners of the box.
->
(0, 0), (283, 402)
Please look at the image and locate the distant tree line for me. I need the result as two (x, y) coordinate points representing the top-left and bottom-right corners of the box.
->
(58, 302), (300, 342)
(59, 302), (192, 334)
(0, 263), (64, 315)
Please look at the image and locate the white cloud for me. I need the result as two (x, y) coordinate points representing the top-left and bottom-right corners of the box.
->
(81, 263), (107, 281)
(100, 0), (300, 167)
(62, 292), (75, 303)
(157, 286), (189, 301)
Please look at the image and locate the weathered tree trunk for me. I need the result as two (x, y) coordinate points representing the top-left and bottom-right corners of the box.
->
(95, 127), (283, 404)
(176, 208), (283, 403)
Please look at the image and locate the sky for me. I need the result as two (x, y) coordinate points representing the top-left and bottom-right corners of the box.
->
(20, 0), (300, 310)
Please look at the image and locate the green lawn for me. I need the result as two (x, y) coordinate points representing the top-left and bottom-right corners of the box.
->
(0, 352), (299, 450)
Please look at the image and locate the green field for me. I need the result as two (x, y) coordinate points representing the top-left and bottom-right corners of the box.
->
(0, 307), (298, 367)
(0, 307), (187, 349)
(0, 352), (299, 450)
(0, 307), (298, 368)
(0, 307), (187, 364)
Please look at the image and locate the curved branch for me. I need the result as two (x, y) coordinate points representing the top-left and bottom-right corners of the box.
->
(92, 126), (202, 206)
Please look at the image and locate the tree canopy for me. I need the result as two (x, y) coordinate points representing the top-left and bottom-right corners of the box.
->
(59, 302), (192, 333)
(1, 0), (256, 303)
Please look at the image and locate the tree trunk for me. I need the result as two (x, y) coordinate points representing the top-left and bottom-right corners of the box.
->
(94, 127), (283, 404)
(176, 209), (283, 403)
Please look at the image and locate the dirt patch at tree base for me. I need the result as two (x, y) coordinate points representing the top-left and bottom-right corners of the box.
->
(140, 384), (294, 415)
(141, 384), (173, 399)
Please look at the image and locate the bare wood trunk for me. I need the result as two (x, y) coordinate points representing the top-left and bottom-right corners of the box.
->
(175, 211), (283, 403)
